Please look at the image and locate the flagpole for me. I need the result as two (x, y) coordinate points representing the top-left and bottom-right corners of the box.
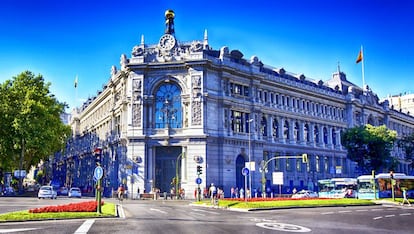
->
(75, 75), (78, 109)
(360, 45), (365, 91)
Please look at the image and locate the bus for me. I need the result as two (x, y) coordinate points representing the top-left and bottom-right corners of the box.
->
(317, 178), (357, 198)
(357, 173), (414, 199)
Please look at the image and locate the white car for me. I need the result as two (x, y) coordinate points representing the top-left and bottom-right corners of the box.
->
(68, 187), (82, 198)
(38, 186), (57, 199)
(292, 190), (318, 198)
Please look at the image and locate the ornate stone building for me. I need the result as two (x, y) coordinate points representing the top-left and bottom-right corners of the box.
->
(55, 10), (413, 198)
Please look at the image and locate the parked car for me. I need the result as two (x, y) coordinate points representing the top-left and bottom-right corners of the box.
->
(58, 187), (69, 196)
(68, 187), (82, 198)
(292, 190), (318, 198)
(38, 186), (57, 199)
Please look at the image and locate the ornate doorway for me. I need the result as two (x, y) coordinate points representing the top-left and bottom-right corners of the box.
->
(155, 146), (182, 193)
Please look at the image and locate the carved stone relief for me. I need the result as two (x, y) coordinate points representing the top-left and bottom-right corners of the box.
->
(132, 104), (141, 127)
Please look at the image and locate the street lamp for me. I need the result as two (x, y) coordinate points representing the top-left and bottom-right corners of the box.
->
(248, 118), (254, 196)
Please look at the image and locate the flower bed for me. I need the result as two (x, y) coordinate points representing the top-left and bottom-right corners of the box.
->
(29, 200), (104, 213)
(221, 197), (330, 202)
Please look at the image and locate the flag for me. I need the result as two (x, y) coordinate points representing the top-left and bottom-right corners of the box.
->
(74, 76), (78, 88)
(356, 49), (363, 63)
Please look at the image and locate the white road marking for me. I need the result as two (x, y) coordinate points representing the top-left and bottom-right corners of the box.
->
(384, 215), (395, 218)
(321, 212), (334, 215)
(74, 219), (95, 234)
(150, 208), (168, 214)
(399, 213), (411, 216)
(117, 205), (125, 219)
(191, 208), (220, 215)
(373, 216), (382, 220)
(371, 208), (383, 211)
(0, 228), (39, 233)
(356, 209), (368, 212)
(338, 210), (352, 213)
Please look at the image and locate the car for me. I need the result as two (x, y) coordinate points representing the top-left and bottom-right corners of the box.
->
(38, 186), (57, 199)
(58, 187), (69, 196)
(292, 190), (318, 198)
(68, 187), (82, 198)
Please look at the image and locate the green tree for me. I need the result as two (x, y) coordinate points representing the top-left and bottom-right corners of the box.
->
(0, 71), (71, 189)
(341, 124), (397, 174)
(396, 133), (414, 170)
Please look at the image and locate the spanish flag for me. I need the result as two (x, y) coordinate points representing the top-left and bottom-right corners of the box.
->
(356, 49), (363, 63)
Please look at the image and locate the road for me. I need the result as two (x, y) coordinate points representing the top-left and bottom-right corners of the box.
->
(0, 197), (413, 233)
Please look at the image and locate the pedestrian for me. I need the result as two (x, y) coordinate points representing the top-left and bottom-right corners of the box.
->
(239, 187), (244, 199)
(137, 187), (140, 200)
(400, 188), (412, 206)
(230, 187), (235, 198)
(117, 184), (125, 201)
(209, 183), (217, 199)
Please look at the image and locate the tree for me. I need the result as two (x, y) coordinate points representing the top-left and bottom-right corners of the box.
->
(396, 133), (414, 170)
(0, 71), (72, 189)
(341, 124), (397, 174)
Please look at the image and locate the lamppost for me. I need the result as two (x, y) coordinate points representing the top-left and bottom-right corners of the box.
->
(175, 152), (185, 199)
(248, 119), (254, 195)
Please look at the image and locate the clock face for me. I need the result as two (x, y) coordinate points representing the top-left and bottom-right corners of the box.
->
(159, 34), (176, 50)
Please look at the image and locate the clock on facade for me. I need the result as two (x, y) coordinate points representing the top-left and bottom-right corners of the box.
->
(159, 34), (176, 50)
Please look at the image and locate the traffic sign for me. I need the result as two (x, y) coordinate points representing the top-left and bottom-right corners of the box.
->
(195, 177), (202, 184)
(94, 166), (103, 180)
(242, 167), (249, 176)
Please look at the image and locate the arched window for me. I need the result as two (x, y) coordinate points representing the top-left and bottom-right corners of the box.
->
(154, 83), (182, 128)
(323, 127), (328, 144)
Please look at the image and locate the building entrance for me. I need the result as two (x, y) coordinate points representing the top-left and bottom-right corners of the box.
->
(155, 146), (182, 193)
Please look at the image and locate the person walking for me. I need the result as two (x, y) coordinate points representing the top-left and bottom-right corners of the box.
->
(209, 183), (217, 204)
(117, 184), (125, 202)
(400, 188), (412, 206)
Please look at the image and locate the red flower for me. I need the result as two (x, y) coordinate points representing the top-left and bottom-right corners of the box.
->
(28, 201), (105, 213)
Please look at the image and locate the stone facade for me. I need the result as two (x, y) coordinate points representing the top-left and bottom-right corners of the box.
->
(60, 11), (414, 198)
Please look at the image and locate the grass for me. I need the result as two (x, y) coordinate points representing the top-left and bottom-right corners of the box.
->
(195, 198), (376, 209)
(0, 202), (116, 222)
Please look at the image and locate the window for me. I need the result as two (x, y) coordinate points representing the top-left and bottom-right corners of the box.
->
(296, 158), (302, 172)
(316, 156), (320, 172)
(261, 116), (267, 136)
(284, 120), (290, 140)
(314, 126), (319, 143)
(155, 83), (182, 128)
(323, 127), (328, 144)
(304, 124), (310, 142)
(272, 118), (279, 138)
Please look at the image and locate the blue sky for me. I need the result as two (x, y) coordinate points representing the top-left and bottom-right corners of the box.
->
(1, 0), (413, 111)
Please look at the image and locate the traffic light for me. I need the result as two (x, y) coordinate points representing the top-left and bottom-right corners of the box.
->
(94, 147), (102, 165)
(197, 165), (203, 175)
(302, 154), (308, 163)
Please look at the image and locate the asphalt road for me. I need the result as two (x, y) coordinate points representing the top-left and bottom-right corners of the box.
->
(1, 197), (413, 233)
